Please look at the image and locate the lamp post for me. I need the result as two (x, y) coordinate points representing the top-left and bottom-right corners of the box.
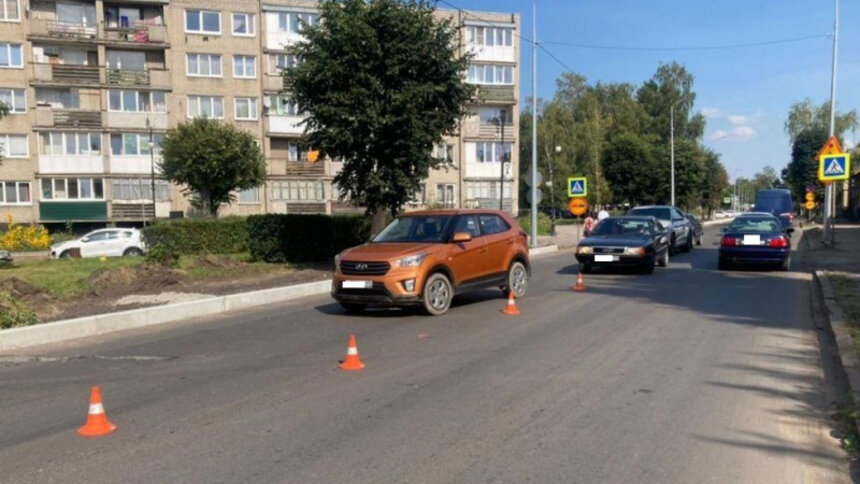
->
(669, 100), (683, 207)
(550, 145), (560, 231)
(496, 109), (507, 211)
(146, 117), (156, 223)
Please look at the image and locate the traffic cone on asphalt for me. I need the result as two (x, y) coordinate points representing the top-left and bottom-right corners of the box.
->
(573, 272), (586, 292)
(77, 386), (116, 437)
(339, 334), (365, 371)
(502, 292), (520, 316)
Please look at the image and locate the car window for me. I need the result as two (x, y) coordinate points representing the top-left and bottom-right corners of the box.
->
(373, 215), (453, 243)
(478, 215), (509, 236)
(728, 218), (780, 234)
(454, 215), (480, 238)
(591, 219), (652, 236)
(121, 231), (134, 238)
(85, 231), (108, 242)
(104, 231), (120, 240)
(629, 208), (671, 220)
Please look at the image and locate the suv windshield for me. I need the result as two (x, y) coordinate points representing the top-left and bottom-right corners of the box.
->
(728, 217), (780, 234)
(373, 215), (454, 243)
(629, 207), (671, 220)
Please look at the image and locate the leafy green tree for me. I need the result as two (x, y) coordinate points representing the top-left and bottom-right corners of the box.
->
(700, 150), (729, 216)
(602, 132), (659, 207)
(636, 62), (704, 142)
(288, 0), (475, 233)
(784, 126), (829, 202)
(784, 98), (858, 144)
(160, 118), (265, 217)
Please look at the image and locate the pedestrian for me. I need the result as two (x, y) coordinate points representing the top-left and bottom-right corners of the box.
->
(583, 212), (596, 236)
(597, 208), (609, 221)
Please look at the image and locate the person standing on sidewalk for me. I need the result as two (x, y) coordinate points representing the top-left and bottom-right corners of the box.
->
(583, 213), (596, 236)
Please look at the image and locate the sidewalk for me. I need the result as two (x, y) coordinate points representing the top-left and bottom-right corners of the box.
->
(805, 223), (860, 273)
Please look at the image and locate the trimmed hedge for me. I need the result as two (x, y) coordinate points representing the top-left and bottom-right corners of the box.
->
(247, 214), (370, 263)
(142, 217), (249, 264)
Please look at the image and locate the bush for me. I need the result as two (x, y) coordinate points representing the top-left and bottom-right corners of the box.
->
(518, 213), (553, 236)
(142, 217), (249, 265)
(247, 214), (370, 263)
(0, 290), (39, 329)
(0, 215), (51, 251)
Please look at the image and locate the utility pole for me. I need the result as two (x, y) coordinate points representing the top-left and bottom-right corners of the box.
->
(530, 0), (538, 247)
(670, 104), (675, 207)
(498, 110), (506, 210)
(147, 117), (156, 223)
(823, 0), (839, 244)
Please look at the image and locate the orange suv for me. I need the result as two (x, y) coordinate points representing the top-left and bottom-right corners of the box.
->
(332, 209), (530, 315)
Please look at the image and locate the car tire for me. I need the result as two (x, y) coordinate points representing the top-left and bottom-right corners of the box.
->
(422, 272), (453, 316)
(123, 247), (144, 257)
(640, 255), (655, 274)
(504, 261), (529, 299)
(59, 250), (73, 259)
(696, 234), (703, 246)
(668, 235), (676, 256)
(682, 233), (693, 253)
(339, 303), (366, 314)
(581, 263), (592, 274)
(657, 249), (669, 268)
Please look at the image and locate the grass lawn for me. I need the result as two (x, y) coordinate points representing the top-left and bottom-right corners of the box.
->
(829, 274), (860, 356)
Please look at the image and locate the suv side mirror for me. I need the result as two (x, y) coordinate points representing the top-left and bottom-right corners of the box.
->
(452, 232), (472, 243)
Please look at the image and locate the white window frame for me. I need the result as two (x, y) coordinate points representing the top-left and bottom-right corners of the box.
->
(40, 132), (101, 156)
(234, 97), (258, 121)
(0, 0), (20, 22)
(475, 142), (512, 163)
(0, 180), (30, 205)
(231, 12), (255, 37)
(109, 133), (163, 156)
(111, 178), (169, 202)
(238, 187), (259, 204)
(0, 133), (27, 158)
(233, 55), (256, 79)
(186, 53), (222, 78)
(270, 54), (299, 73)
(276, 12), (319, 34)
(467, 26), (513, 47)
(185, 9), (221, 35)
(272, 180), (324, 201)
(435, 183), (456, 207)
(467, 64), (514, 85)
(41, 178), (105, 201)
(108, 90), (167, 113)
(0, 42), (22, 68)
(268, 94), (299, 116)
(187, 95), (225, 119)
(0, 88), (25, 113)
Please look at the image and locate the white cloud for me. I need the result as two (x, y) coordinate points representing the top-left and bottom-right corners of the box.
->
(727, 115), (749, 126)
(731, 125), (756, 140)
(711, 129), (729, 141)
(701, 107), (723, 118)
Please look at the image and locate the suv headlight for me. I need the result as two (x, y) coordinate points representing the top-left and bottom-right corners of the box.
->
(576, 246), (593, 255)
(396, 253), (426, 267)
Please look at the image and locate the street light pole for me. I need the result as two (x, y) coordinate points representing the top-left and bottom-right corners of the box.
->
(498, 110), (506, 211)
(146, 117), (156, 223)
(670, 102), (678, 207)
(823, 0), (839, 244)
(529, 0), (538, 248)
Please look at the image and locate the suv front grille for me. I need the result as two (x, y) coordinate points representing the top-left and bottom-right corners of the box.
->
(340, 261), (391, 276)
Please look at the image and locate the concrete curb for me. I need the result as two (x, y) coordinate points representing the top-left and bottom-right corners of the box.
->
(813, 271), (860, 411)
(0, 280), (331, 352)
(530, 245), (559, 257)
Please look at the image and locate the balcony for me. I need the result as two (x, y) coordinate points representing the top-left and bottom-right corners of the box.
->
(474, 85), (516, 103)
(29, 19), (98, 42)
(39, 155), (104, 175)
(109, 155), (161, 174)
(35, 106), (102, 129)
(285, 161), (325, 177)
(32, 64), (101, 85)
(101, 23), (168, 47)
(267, 115), (305, 135)
(104, 111), (167, 130)
(111, 203), (154, 221)
(105, 68), (169, 88)
(467, 45), (516, 63)
(263, 73), (288, 92)
(40, 201), (108, 222)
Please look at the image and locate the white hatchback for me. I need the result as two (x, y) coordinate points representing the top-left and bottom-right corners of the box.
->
(50, 228), (146, 259)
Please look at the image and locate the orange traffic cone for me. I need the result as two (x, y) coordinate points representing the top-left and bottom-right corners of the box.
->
(339, 334), (365, 371)
(573, 272), (586, 292)
(502, 292), (520, 316)
(77, 386), (116, 437)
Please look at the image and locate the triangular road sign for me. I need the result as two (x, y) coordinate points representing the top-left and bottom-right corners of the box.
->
(571, 181), (584, 194)
(824, 158), (845, 176)
(816, 135), (843, 160)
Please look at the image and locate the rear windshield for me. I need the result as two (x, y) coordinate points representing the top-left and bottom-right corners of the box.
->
(373, 215), (454, 243)
(628, 208), (670, 220)
(591, 218), (653, 237)
(728, 218), (781, 234)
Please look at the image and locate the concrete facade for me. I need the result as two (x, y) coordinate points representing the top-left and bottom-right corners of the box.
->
(0, 0), (519, 227)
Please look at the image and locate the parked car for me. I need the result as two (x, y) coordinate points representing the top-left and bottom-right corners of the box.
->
(0, 250), (11, 264)
(50, 228), (146, 259)
(575, 216), (670, 274)
(684, 214), (704, 246)
(753, 188), (794, 231)
(626, 205), (692, 255)
(332, 209), (530, 315)
(718, 213), (793, 271)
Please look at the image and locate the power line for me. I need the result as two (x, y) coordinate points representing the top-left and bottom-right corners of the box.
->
(436, 0), (534, 45)
(541, 34), (830, 52)
(537, 43), (575, 73)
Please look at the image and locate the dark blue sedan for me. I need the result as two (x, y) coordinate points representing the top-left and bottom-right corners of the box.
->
(718, 214), (793, 271)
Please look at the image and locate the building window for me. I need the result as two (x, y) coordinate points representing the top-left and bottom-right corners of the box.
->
(0, 134), (27, 158)
(272, 181), (324, 201)
(234, 97), (258, 121)
(409, 184), (426, 204)
(0, 180), (29, 204)
(0, 0), (20, 21)
(276, 12), (319, 33)
(467, 64), (513, 85)
(475, 142), (512, 163)
(233, 55), (256, 79)
(270, 54), (300, 73)
(238, 187), (259, 204)
(434, 143), (454, 162)
(0, 43), (22, 68)
(267, 95), (299, 116)
(108, 90), (167, 113)
(39, 132), (101, 156)
(232, 13), (255, 36)
(478, 107), (510, 125)
(435, 184), (456, 207)
(186, 53), (222, 77)
(187, 95), (224, 119)
(0, 88), (25, 113)
(110, 133), (163, 156)
(41, 178), (104, 200)
(111, 178), (169, 201)
(466, 181), (512, 200)
(466, 26), (513, 47)
(185, 10), (220, 34)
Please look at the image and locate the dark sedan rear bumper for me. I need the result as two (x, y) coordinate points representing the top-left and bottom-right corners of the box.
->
(719, 247), (790, 265)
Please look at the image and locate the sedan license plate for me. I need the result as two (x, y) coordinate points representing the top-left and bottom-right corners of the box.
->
(342, 280), (372, 289)
(595, 254), (616, 262)
(743, 235), (761, 246)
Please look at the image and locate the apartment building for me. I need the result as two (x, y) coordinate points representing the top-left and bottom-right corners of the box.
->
(0, 0), (519, 228)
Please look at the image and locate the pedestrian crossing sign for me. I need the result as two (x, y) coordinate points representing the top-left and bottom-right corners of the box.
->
(818, 153), (851, 182)
(567, 177), (587, 198)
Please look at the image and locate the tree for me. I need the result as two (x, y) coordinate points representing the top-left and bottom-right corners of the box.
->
(288, 0), (475, 234)
(784, 98), (857, 144)
(636, 62), (704, 142)
(784, 126), (828, 202)
(602, 132), (659, 207)
(160, 118), (265, 217)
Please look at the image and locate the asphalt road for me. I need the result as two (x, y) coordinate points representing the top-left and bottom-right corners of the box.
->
(0, 225), (851, 483)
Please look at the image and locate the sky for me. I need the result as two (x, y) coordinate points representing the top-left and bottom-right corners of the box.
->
(441, 0), (860, 182)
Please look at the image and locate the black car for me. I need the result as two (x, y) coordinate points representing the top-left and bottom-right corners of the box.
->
(627, 205), (693, 255)
(719, 213), (793, 271)
(753, 188), (794, 231)
(575, 216), (670, 274)
(684, 214), (704, 246)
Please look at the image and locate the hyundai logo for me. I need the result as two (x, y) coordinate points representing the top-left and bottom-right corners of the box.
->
(355, 263), (369, 270)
